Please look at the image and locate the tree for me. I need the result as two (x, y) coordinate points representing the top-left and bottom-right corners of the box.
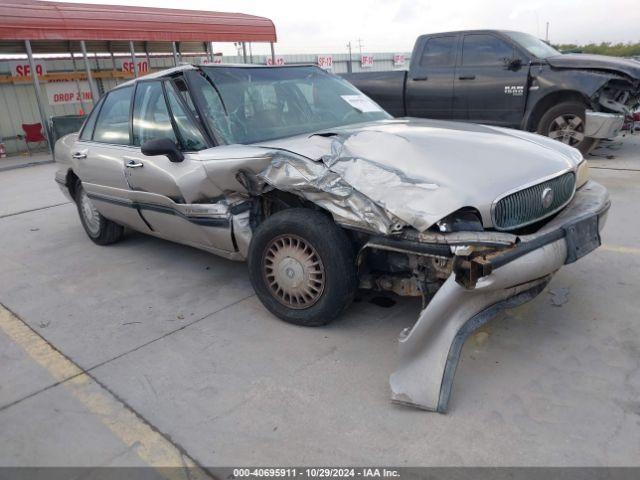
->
(552, 42), (640, 57)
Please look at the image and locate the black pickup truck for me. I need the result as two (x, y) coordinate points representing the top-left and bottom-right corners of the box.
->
(343, 30), (640, 153)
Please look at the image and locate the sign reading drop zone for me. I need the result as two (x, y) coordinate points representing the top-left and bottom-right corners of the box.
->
(47, 81), (93, 105)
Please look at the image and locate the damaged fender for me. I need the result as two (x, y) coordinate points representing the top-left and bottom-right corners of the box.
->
(390, 181), (610, 412)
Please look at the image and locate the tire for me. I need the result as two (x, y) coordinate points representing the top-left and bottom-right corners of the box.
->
(536, 101), (597, 155)
(248, 208), (357, 326)
(75, 180), (124, 245)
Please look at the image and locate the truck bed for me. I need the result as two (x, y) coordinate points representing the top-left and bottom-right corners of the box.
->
(341, 71), (407, 117)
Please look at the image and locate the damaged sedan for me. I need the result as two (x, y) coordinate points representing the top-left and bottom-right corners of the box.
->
(54, 64), (610, 412)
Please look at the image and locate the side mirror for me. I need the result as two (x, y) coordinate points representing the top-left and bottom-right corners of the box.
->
(141, 138), (184, 163)
(504, 57), (522, 70)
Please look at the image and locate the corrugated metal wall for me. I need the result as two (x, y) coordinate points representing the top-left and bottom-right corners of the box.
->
(0, 51), (409, 155)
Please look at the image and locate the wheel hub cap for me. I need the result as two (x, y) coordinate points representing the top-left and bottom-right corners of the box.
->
(263, 234), (325, 309)
(80, 190), (100, 235)
(548, 114), (585, 146)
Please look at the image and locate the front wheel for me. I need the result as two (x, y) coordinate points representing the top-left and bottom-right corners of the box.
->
(75, 181), (124, 245)
(537, 101), (597, 155)
(248, 208), (357, 327)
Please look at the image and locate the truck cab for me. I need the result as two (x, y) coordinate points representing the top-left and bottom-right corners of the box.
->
(343, 29), (638, 154)
(407, 30), (530, 126)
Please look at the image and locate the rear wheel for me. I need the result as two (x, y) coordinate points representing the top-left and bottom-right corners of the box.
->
(248, 208), (357, 326)
(537, 101), (597, 155)
(75, 181), (124, 245)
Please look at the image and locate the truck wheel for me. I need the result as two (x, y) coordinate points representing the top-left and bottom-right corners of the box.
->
(75, 180), (124, 245)
(537, 101), (596, 155)
(248, 208), (357, 327)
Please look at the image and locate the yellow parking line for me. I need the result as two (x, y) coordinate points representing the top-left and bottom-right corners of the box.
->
(0, 304), (212, 480)
(601, 244), (640, 255)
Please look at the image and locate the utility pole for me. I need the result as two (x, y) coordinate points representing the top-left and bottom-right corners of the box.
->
(347, 41), (353, 73)
(545, 22), (550, 42)
(357, 38), (363, 56)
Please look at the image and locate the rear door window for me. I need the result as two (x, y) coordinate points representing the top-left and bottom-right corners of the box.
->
(78, 96), (105, 141)
(92, 86), (133, 145)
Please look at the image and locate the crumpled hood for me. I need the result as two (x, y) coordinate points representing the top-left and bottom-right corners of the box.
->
(546, 53), (640, 81)
(256, 118), (580, 231)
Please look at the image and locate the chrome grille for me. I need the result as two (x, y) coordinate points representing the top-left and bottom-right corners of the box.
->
(493, 172), (576, 230)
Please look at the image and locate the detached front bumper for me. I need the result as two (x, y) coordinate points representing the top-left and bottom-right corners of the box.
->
(390, 180), (610, 412)
(585, 110), (624, 139)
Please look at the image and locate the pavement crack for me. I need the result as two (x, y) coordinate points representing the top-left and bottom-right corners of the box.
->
(0, 160), (54, 173)
(0, 302), (217, 478)
(589, 166), (640, 172)
(0, 293), (256, 413)
(0, 201), (72, 219)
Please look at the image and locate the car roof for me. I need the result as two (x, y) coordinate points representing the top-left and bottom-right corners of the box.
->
(116, 64), (196, 88)
(114, 63), (320, 90)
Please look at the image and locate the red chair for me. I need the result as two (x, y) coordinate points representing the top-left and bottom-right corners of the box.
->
(21, 123), (47, 154)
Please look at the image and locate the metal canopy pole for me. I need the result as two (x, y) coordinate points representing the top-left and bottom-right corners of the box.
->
(24, 40), (53, 153)
(270, 42), (276, 63)
(242, 42), (248, 63)
(108, 41), (117, 71)
(144, 41), (152, 73)
(80, 40), (100, 105)
(172, 42), (180, 66)
(129, 41), (139, 78)
(70, 53), (87, 113)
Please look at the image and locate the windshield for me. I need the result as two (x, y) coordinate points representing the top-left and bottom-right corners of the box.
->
(504, 31), (561, 59)
(195, 66), (391, 144)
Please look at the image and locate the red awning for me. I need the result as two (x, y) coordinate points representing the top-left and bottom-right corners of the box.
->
(0, 0), (277, 45)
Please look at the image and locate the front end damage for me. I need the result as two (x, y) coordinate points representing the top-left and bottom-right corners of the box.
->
(229, 128), (610, 412)
(587, 77), (639, 138)
(528, 63), (640, 140)
(367, 182), (609, 412)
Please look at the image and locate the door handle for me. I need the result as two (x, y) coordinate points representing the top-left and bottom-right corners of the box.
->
(72, 152), (87, 160)
(458, 75), (476, 80)
(413, 76), (428, 81)
(125, 159), (144, 168)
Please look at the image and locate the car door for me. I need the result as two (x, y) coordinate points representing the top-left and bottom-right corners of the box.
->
(453, 33), (529, 126)
(71, 85), (150, 231)
(123, 78), (236, 253)
(405, 35), (459, 119)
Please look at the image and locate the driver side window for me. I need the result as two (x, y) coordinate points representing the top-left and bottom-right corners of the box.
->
(132, 81), (177, 147)
(462, 34), (516, 66)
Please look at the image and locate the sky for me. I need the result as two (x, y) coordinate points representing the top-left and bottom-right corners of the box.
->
(47, 0), (640, 56)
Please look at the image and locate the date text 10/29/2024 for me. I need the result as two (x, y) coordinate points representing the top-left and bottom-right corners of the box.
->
(232, 468), (401, 478)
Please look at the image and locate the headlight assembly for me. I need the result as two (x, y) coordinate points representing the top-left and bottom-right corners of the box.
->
(576, 159), (589, 188)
